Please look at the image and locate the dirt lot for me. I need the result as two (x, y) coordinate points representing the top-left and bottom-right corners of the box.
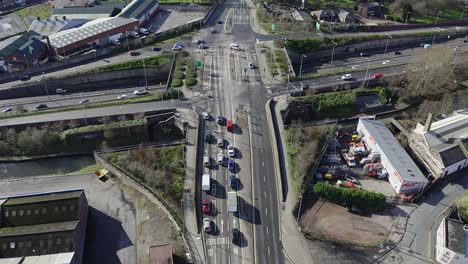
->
(300, 198), (395, 244)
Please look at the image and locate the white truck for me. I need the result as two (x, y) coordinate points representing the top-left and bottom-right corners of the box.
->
(202, 174), (210, 191)
(227, 191), (237, 213)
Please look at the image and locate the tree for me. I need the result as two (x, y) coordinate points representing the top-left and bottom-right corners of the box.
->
(390, 0), (413, 21)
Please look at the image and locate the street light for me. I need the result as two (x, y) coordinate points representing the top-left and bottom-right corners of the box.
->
(363, 57), (370, 88)
(460, 10), (466, 23)
(299, 54), (306, 78)
(383, 33), (392, 57)
(330, 40), (338, 65)
(125, 30), (130, 52)
(39, 72), (50, 101)
(435, 11), (441, 26)
(405, 11), (412, 27)
(142, 59), (148, 88)
(23, 54), (30, 74)
(432, 28), (441, 46)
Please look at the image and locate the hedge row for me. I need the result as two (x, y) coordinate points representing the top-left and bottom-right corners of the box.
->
(313, 182), (386, 209)
(60, 119), (146, 138)
(87, 54), (173, 74)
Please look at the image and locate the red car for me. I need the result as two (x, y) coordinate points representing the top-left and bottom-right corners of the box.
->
(202, 199), (211, 214)
(226, 120), (233, 132)
(373, 72), (383, 79)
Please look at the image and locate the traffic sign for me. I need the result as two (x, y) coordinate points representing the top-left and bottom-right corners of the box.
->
(196, 60), (203, 67)
(271, 24), (276, 31)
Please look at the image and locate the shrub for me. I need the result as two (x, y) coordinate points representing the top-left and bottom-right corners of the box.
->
(185, 78), (197, 86)
(313, 182), (386, 209)
(176, 66), (186, 72)
(171, 79), (183, 87)
(87, 54), (173, 73)
(186, 70), (197, 78)
(174, 71), (185, 79)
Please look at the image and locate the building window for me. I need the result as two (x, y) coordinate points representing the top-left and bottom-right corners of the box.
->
(9, 242), (15, 249)
(65, 237), (72, 244)
(4, 211), (8, 217)
(11, 210), (16, 217)
(18, 242), (23, 248)
(34, 209), (39, 215)
(25, 241), (31, 248)
(27, 209), (31, 215)
(42, 208), (47, 214)
(62, 205), (67, 212)
(39, 240), (44, 247)
(56, 238), (61, 245)
(48, 239), (53, 247)
(19, 210), (24, 216)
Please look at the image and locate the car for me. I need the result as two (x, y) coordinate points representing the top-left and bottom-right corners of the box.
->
(117, 94), (127, 99)
(56, 88), (67, 94)
(229, 174), (237, 189)
(218, 20), (223, 24)
(189, 3), (197, 6)
(217, 153), (224, 164)
(382, 60), (391, 65)
(346, 205), (365, 215)
(19, 75), (30, 81)
(228, 159), (235, 172)
(211, 28), (217, 33)
(423, 44), (432, 49)
(196, 40), (205, 45)
(139, 28), (150, 35)
(248, 63), (255, 69)
(373, 72), (383, 79)
(35, 104), (47, 110)
(227, 145), (235, 157)
(2, 107), (12, 113)
(217, 115), (224, 125)
(133, 89), (149, 95)
(341, 74), (352, 80)
(79, 99), (89, 104)
(351, 65), (360, 69)
(232, 228), (240, 244)
(172, 46), (183, 51)
(202, 199), (211, 214)
(226, 120), (233, 132)
(203, 218), (211, 233)
(230, 43), (239, 49)
(130, 31), (140, 38)
(152, 46), (161, 51)
(394, 51), (401, 55)
(205, 134), (211, 143)
(129, 51), (140, 56)
(111, 39), (120, 45)
(199, 44), (208, 49)
(202, 112), (210, 120)
(359, 52), (368, 57)
(175, 42), (184, 47)
(217, 138), (224, 148)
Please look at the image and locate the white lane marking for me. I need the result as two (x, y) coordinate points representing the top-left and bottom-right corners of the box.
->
(262, 161), (264, 167)
(233, 218), (236, 228)
(264, 175), (266, 182)
(265, 208), (268, 215)
(264, 191), (266, 198)
(268, 246), (271, 255)
(220, 219), (224, 234)
(267, 226), (269, 234)
(260, 137), (262, 143)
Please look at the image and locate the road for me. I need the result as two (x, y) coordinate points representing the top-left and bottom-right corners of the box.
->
(197, 0), (284, 263)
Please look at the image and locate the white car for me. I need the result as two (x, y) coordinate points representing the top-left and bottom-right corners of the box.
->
(117, 94), (127, 99)
(133, 89), (148, 95)
(382, 60), (391, 65)
(139, 28), (149, 35)
(130, 31), (140, 38)
(217, 153), (224, 164)
(172, 46), (183, 51)
(79, 99), (89, 104)
(111, 39), (120, 45)
(2, 107), (12, 113)
(248, 63), (254, 69)
(203, 218), (211, 233)
(351, 65), (360, 69)
(341, 74), (352, 80)
(227, 145), (235, 157)
(202, 112), (210, 120)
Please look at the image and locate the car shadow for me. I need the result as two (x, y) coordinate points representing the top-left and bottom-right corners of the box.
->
(234, 149), (243, 160)
(235, 197), (261, 225)
(209, 178), (226, 199)
(237, 231), (248, 248)
(233, 124), (242, 135)
(235, 178), (243, 191)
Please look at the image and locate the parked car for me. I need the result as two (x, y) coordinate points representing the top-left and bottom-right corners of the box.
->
(248, 63), (255, 69)
(217, 138), (224, 148)
(152, 46), (161, 51)
(226, 120), (233, 132)
(232, 228), (240, 244)
(228, 159), (235, 172)
(205, 134), (212, 143)
(130, 31), (140, 38)
(346, 205), (365, 215)
(2, 107), (12, 113)
(19, 75), (30, 81)
(382, 60), (391, 64)
(217, 115), (224, 125)
(111, 39), (120, 45)
(218, 20), (223, 24)
(56, 88), (67, 94)
(203, 218), (211, 233)
(359, 52), (368, 57)
(172, 46), (183, 51)
(227, 145), (235, 157)
(211, 28), (217, 33)
(129, 51), (140, 56)
(229, 174), (237, 189)
(117, 94), (127, 99)
(373, 72), (383, 79)
(199, 44), (208, 49)
(139, 28), (149, 35)
(35, 104), (48, 110)
(133, 89), (148, 95)
(189, 3), (197, 6)
(79, 99), (89, 104)
(217, 153), (224, 164)
(202, 199), (211, 214)
(196, 40), (205, 45)
(341, 74), (352, 80)
(394, 51), (401, 55)
(202, 112), (210, 120)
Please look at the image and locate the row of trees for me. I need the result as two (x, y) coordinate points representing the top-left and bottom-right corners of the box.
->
(313, 182), (386, 209)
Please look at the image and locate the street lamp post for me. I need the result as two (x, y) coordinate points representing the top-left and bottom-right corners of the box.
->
(405, 11), (412, 27)
(435, 11), (441, 26)
(364, 57), (370, 88)
(431, 28), (440, 46)
(125, 31), (130, 52)
(23, 54), (30, 74)
(142, 59), (148, 88)
(330, 40), (338, 65)
(460, 10), (466, 23)
(299, 54), (306, 78)
(40, 72), (50, 101)
(383, 33), (392, 57)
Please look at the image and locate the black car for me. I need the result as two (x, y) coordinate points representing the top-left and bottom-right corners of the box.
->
(217, 116), (224, 125)
(152, 46), (161, 51)
(218, 20), (223, 24)
(35, 104), (48, 110)
(394, 51), (402, 55)
(346, 206), (365, 215)
(205, 134), (211, 143)
(19, 75), (30, 81)
(231, 228), (240, 245)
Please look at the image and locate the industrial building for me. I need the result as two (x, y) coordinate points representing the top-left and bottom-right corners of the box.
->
(0, 189), (88, 263)
(411, 110), (468, 179)
(118, 0), (159, 26)
(357, 118), (428, 194)
(435, 208), (468, 264)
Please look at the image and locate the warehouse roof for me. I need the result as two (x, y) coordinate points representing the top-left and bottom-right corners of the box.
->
(359, 119), (428, 183)
(49, 17), (137, 48)
(433, 144), (467, 167)
(0, 31), (41, 59)
(29, 19), (87, 37)
(119, 0), (158, 20)
(430, 109), (468, 141)
(3, 190), (83, 206)
(51, 2), (125, 20)
(0, 220), (79, 237)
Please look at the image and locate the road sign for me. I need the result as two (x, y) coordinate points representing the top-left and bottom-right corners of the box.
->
(316, 22), (321, 30)
(271, 24), (276, 31)
(195, 60), (203, 67)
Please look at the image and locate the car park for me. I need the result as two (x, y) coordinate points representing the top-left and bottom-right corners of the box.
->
(341, 74), (352, 80)
(227, 145), (235, 157)
(117, 94), (127, 99)
(2, 108), (12, 113)
(203, 112), (210, 120)
(232, 228), (240, 244)
(35, 104), (48, 110)
(373, 72), (383, 79)
(228, 159), (235, 172)
(79, 99), (89, 104)
(203, 218), (211, 233)
(229, 175), (237, 189)
(202, 199), (211, 214)
(133, 89), (148, 95)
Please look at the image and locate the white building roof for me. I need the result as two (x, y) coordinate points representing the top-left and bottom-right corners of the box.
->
(359, 119), (428, 183)
(0, 252), (74, 264)
(49, 17), (136, 48)
(28, 19), (88, 37)
(429, 109), (468, 141)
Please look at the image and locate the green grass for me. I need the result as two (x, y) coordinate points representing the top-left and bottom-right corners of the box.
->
(441, 9), (464, 18)
(274, 49), (289, 76)
(413, 15), (451, 24)
(82, 54), (173, 75)
(266, 50), (279, 76)
(158, 0), (211, 3)
(15, 3), (52, 26)
(68, 164), (103, 175)
(60, 119), (146, 138)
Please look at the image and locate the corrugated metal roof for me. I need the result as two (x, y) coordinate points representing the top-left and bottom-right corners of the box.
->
(119, 0), (158, 20)
(3, 190), (82, 206)
(0, 220), (79, 237)
(0, 31), (41, 59)
(359, 119), (427, 183)
(435, 145), (466, 166)
(29, 19), (88, 37)
(430, 109), (468, 141)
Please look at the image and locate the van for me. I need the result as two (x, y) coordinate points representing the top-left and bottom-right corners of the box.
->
(202, 174), (210, 191)
(203, 155), (210, 167)
(203, 218), (211, 233)
(230, 43), (240, 50)
(217, 138), (224, 148)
